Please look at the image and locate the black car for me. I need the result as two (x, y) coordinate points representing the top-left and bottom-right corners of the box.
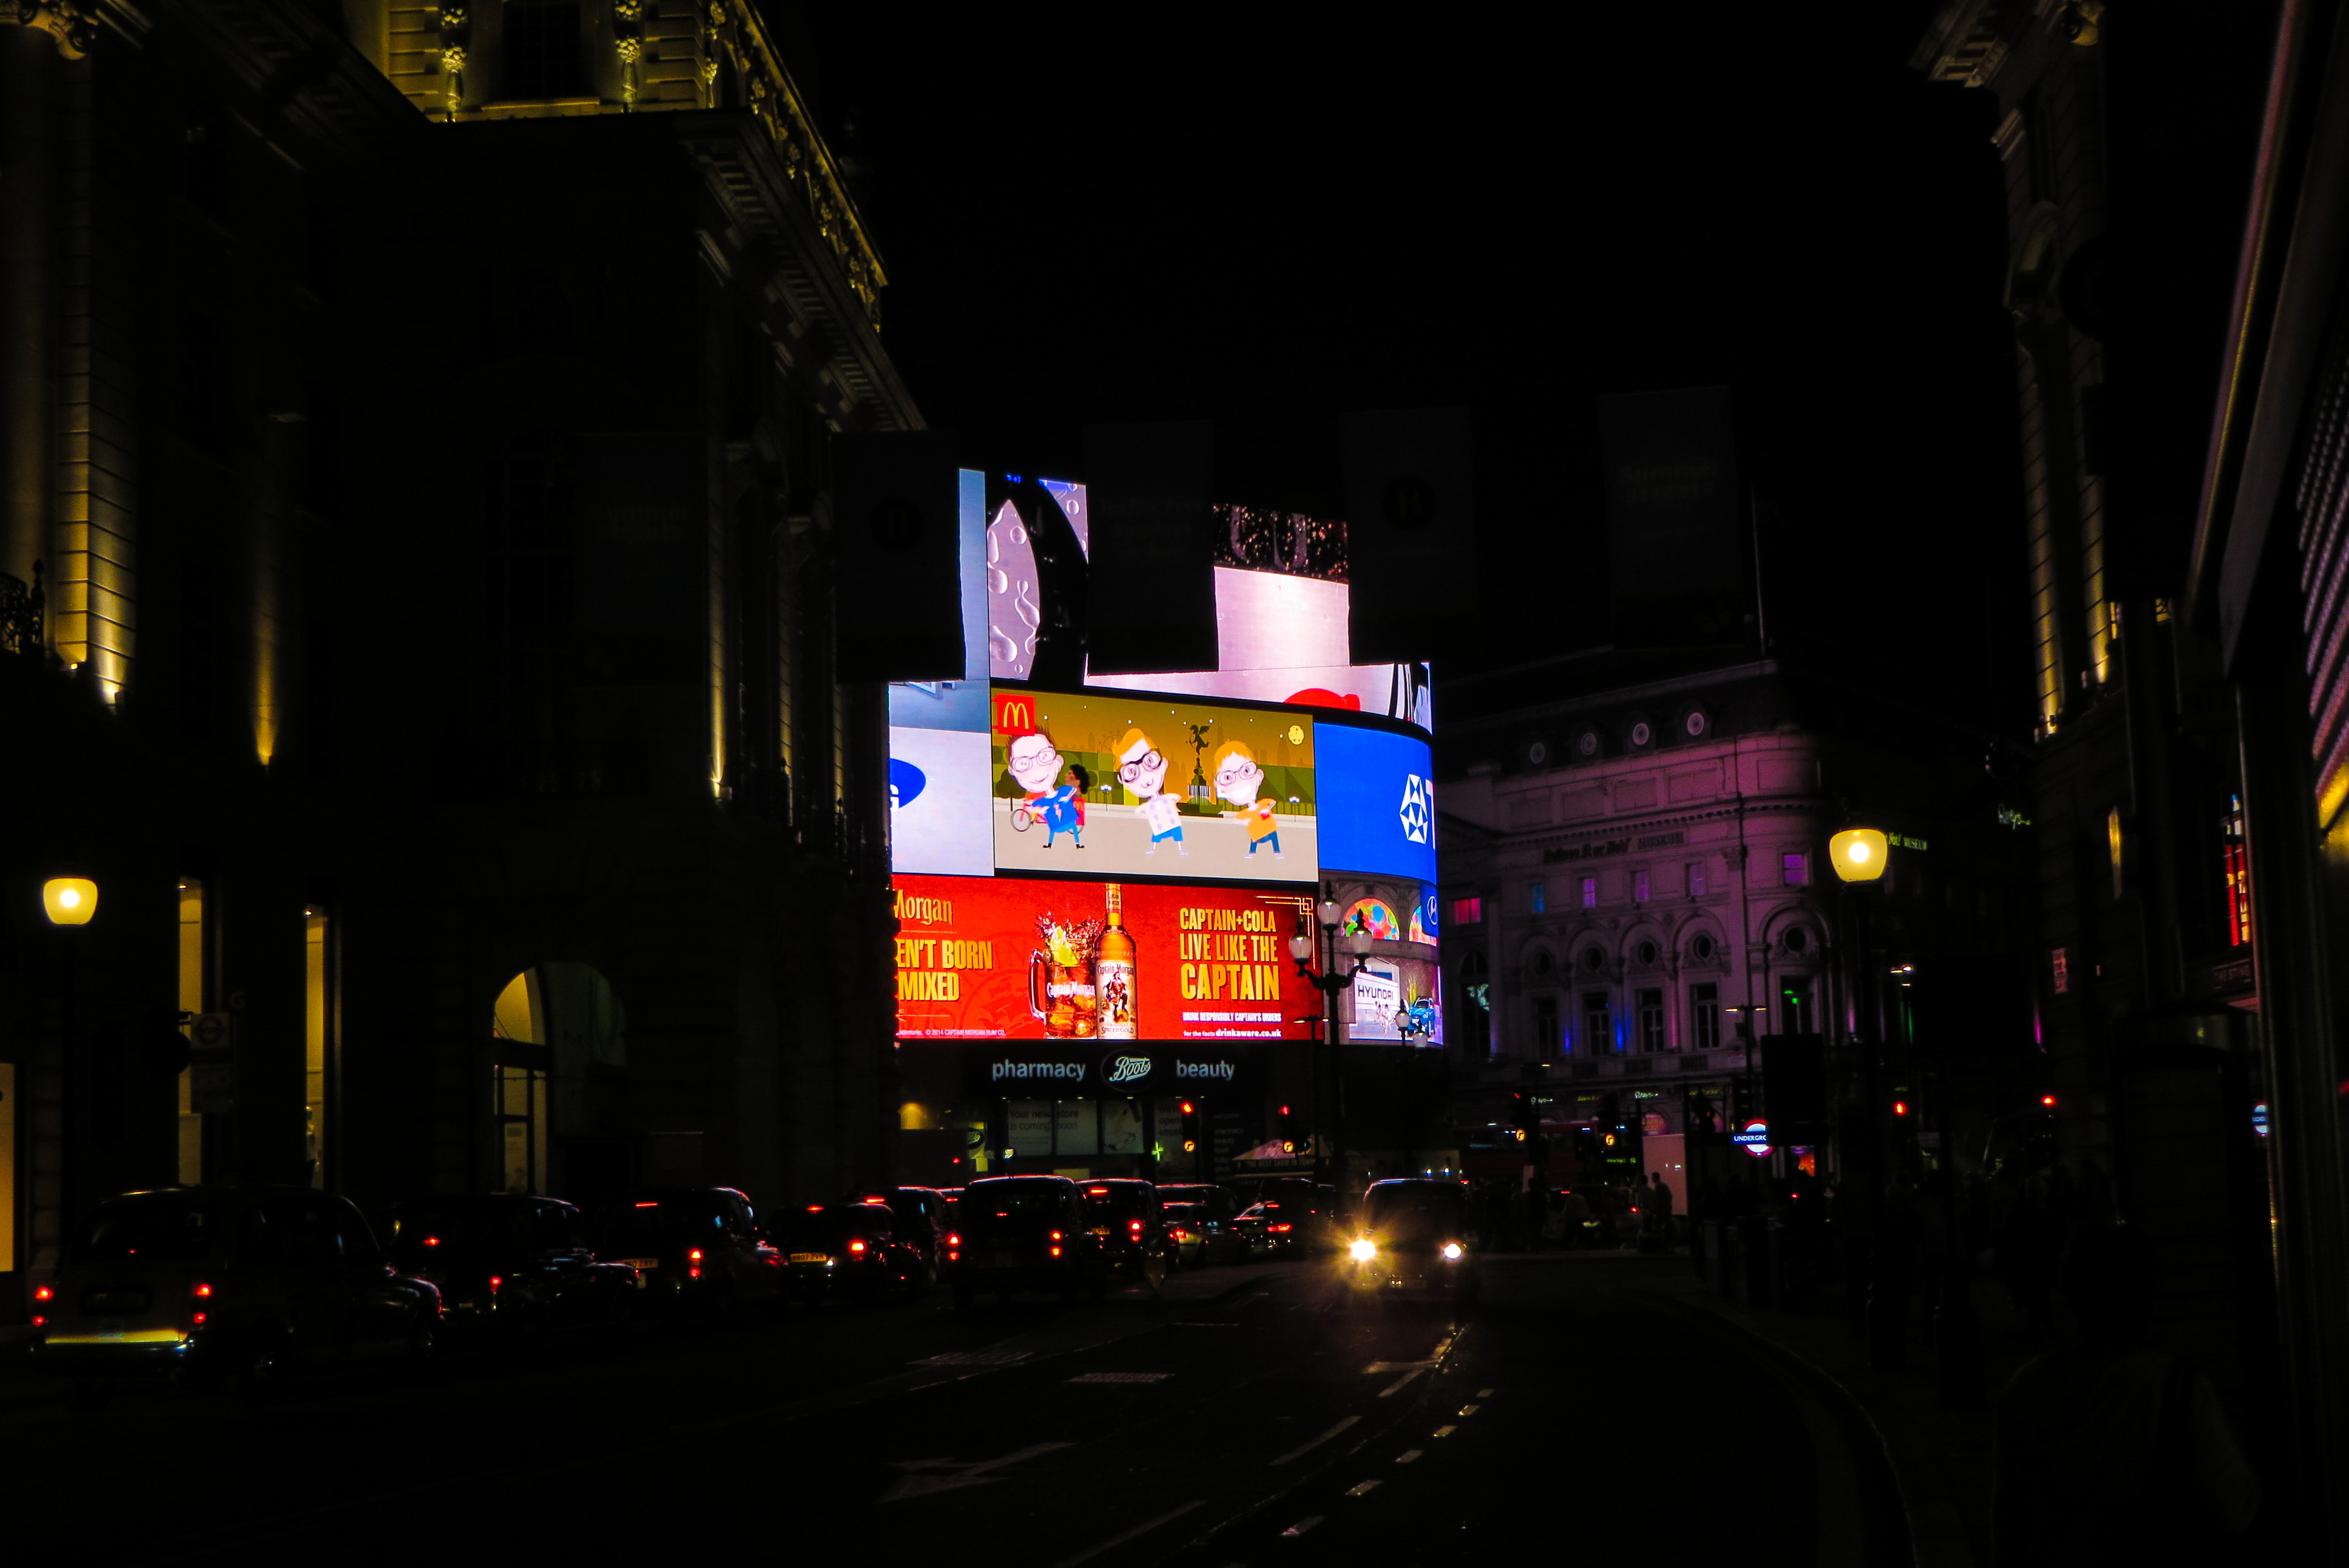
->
(776, 1203), (926, 1303)
(595, 1188), (785, 1314)
(852, 1186), (951, 1282)
(1155, 1183), (1249, 1266)
(381, 1195), (638, 1344)
(944, 1176), (1109, 1310)
(1244, 1176), (1335, 1257)
(1345, 1179), (1478, 1305)
(35, 1186), (439, 1404)
(1078, 1180), (1174, 1290)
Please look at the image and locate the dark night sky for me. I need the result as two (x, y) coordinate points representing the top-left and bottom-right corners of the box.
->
(800, 6), (2028, 731)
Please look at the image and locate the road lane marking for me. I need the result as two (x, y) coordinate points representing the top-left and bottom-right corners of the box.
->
(1066, 1372), (1172, 1384)
(1478, 1388), (1494, 1397)
(1270, 1415), (1359, 1466)
(1377, 1370), (1423, 1398)
(1364, 1360), (1433, 1372)
(883, 1441), (1073, 1502)
(1049, 1499), (1206, 1568)
(1345, 1479), (1382, 1497)
(1395, 1449), (1423, 1464)
(908, 1349), (1032, 1367)
(1431, 1425), (1456, 1438)
(1459, 1404), (1480, 1416)
(1280, 1516), (1324, 1537)
(1172, 1321), (1241, 1327)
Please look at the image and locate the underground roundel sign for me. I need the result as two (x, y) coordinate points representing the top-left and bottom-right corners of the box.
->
(1732, 1119), (1772, 1159)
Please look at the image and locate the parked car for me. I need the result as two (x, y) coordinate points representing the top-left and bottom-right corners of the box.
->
(944, 1176), (1109, 1310)
(853, 1186), (951, 1282)
(380, 1194), (637, 1344)
(593, 1188), (785, 1315)
(35, 1186), (439, 1405)
(777, 1203), (927, 1303)
(1078, 1180), (1174, 1290)
(1344, 1178), (1478, 1305)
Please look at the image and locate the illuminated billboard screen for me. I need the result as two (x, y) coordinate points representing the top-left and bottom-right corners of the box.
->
(1314, 721), (1438, 883)
(888, 725), (994, 878)
(1342, 954), (1445, 1045)
(893, 874), (1317, 1042)
(989, 687), (1317, 883)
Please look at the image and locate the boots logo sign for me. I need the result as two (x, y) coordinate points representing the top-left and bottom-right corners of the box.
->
(1102, 1055), (1152, 1086)
(1398, 775), (1430, 844)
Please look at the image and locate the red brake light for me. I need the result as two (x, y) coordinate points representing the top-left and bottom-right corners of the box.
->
(635, 1201), (659, 1208)
(849, 1239), (867, 1254)
(489, 1276), (502, 1293)
(33, 1284), (54, 1303)
(423, 1236), (439, 1247)
(192, 1312), (207, 1325)
(31, 1316), (46, 1327)
(1130, 1219), (1143, 1232)
(807, 1204), (823, 1211)
(1050, 1246), (1062, 1257)
(688, 1249), (704, 1261)
(1050, 1230), (1062, 1241)
(945, 1233), (961, 1246)
(193, 1282), (213, 1297)
(1087, 1187), (1108, 1195)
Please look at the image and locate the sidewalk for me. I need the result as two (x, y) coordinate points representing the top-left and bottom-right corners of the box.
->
(1632, 1250), (2026, 1568)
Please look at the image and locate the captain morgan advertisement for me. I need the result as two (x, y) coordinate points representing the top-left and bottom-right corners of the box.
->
(893, 873), (1318, 1041)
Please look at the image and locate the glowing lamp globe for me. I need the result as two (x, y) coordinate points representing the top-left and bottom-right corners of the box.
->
(1829, 829), (1889, 883)
(43, 877), (99, 926)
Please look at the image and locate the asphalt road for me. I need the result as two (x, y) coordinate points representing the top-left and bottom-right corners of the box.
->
(9, 1253), (1906, 1566)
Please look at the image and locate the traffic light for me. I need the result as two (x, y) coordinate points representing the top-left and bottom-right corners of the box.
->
(1277, 1104), (1300, 1153)
(1507, 1088), (1538, 1141)
(1180, 1100), (1202, 1153)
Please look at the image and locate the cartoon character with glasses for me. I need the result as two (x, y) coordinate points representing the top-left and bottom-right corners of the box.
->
(1005, 729), (1083, 848)
(1116, 726), (1188, 857)
(1213, 739), (1283, 859)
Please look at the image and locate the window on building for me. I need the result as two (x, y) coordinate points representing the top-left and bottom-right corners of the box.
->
(1633, 869), (1651, 903)
(1779, 975), (1814, 1035)
(2223, 795), (2250, 947)
(177, 880), (207, 1185)
(502, 2), (586, 100)
(1782, 853), (1808, 887)
(1451, 895), (1483, 926)
(1582, 991), (1614, 1055)
(1528, 882), (1546, 914)
(305, 911), (330, 1190)
(1533, 995), (1559, 1061)
(1580, 876), (1597, 909)
(1636, 988), (1665, 1052)
(1688, 860), (1708, 897)
(1691, 982), (1720, 1051)
(1459, 948), (1492, 1052)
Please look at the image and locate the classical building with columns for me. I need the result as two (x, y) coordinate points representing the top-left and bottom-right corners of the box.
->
(1, 0), (913, 1314)
(1436, 651), (2036, 1202)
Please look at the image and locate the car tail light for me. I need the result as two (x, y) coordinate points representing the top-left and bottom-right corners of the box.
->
(489, 1276), (502, 1294)
(945, 1233), (961, 1247)
(193, 1311), (208, 1325)
(31, 1316), (45, 1328)
(1270, 1223), (1292, 1233)
(1050, 1230), (1062, 1241)
(32, 1284), (53, 1303)
(689, 1249), (704, 1261)
(1050, 1246), (1062, 1257)
(849, 1240), (867, 1254)
(1129, 1219), (1143, 1233)
(194, 1282), (214, 1297)
(636, 1202), (660, 1209)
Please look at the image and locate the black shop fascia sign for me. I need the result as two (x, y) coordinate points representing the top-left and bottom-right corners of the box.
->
(965, 1044), (1266, 1101)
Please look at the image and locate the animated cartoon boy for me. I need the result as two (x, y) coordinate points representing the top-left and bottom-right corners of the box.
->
(1213, 739), (1281, 858)
(1118, 726), (1187, 857)
(1005, 731), (1083, 848)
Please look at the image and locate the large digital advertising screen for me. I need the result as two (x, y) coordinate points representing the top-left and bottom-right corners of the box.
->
(1315, 721), (1438, 883)
(989, 688), (1317, 884)
(888, 725), (994, 878)
(893, 874), (1318, 1042)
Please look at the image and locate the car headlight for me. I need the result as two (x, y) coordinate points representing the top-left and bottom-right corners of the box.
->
(1442, 1242), (1463, 1261)
(1350, 1239), (1377, 1263)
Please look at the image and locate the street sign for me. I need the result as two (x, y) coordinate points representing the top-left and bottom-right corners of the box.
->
(189, 1013), (233, 1055)
(190, 1063), (235, 1115)
(1732, 1119), (1772, 1159)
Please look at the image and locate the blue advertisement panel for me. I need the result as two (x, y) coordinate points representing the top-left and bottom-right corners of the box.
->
(1315, 722), (1436, 883)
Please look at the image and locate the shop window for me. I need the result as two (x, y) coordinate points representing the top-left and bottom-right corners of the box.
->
(1690, 982), (1720, 1050)
(2223, 795), (2251, 946)
(305, 912), (329, 1189)
(1451, 895), (1482, 926)
(492, 961), (627, 1194)
(1580, 877), (1598, 909)
(1782, 853), (1808, 887)
(1458, 948), (1492, 1053)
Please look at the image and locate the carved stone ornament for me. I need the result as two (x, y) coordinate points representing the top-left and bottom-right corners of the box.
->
(440, 43), (466, 73)
(438, 4), (467, 28)
(615, 36), (642, 63)
(612, 0), (643, 19)
(16, 0), (106, 58)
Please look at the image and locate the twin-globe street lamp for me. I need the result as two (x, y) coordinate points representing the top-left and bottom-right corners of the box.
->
(1290, 900), (1372, 1186)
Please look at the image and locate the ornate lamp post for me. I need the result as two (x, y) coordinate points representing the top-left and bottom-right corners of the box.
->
(42, 875), (99, 1271)
(1290, 900), (1371, 1188)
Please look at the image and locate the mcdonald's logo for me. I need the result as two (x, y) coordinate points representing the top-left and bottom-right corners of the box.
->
(994, 693), (1038, 735)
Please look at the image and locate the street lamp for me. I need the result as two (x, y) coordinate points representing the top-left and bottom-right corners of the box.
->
(42, 874), (98, 1275)
(1292, 899), (1372, 1187)
(42, 877), (97, 926)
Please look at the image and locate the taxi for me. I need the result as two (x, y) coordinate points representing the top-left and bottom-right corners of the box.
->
(1344, 1178), (1478, 1306)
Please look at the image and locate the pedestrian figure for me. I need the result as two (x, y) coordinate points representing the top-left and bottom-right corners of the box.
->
(1647, 1170), (1675, 1245)
(1993, 1227), (2260, 1564)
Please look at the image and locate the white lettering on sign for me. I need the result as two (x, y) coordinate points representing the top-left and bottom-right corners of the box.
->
(1103, 1056), (1152, 1085)
(990, 1061), (1086, 1084)
(1174, 1061), (1236, 1080)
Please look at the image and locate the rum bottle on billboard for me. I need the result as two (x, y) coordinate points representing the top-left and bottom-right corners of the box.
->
(1099, 884), (1138, 1039)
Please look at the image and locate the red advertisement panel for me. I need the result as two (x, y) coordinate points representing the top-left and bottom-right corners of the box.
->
(893, 874), (1318, 1041)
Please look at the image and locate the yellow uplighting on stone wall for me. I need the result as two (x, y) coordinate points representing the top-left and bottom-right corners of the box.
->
(1828, 829), (1889, 884)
